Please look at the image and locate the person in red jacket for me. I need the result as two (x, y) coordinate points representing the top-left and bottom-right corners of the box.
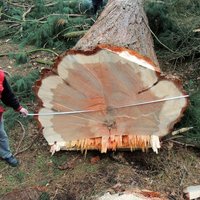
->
(0, 70), (28, 167)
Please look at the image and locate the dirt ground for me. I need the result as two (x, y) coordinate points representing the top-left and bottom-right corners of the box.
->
(0, 39), (200, 200)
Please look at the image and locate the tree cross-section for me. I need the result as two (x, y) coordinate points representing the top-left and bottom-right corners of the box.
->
(34, 45), (188, 153)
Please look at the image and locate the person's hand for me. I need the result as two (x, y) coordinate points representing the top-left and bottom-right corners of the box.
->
(19, 107), (28, 117)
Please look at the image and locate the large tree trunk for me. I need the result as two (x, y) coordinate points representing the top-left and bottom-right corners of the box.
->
(74, 0), (159, 67)
(35, 0), (188, 153)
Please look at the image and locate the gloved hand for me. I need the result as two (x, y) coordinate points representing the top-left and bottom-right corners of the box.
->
(19, 107), (29, 117)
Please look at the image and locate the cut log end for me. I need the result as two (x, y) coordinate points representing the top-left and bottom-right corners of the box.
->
(34, 45), (188, 153)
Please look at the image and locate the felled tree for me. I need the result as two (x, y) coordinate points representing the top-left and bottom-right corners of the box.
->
(34, 0), (188, 153)
(74, 0), (159, 66)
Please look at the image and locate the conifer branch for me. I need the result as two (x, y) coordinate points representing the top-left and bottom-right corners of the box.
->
(22, 6), (34, 21)
(2, 12), (83, 25)
(7, 1), (57, 8)
(35, 59), (54, 65)
(63, 30), (88, 38)
(27, 48), (59, 56)
(7, 1), (76, 9)
(37, 14), (84, 22)
(7, 2), (30, 8)
(2, 13), (46, 23)
(2, 13), (23, 22)
(51, 14), (84, 17)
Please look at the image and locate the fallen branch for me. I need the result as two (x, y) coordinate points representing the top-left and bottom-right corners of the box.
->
(7, 1), (57, 8)
(7, 2), (30, 8)
(2, 13), (37, 23)
(52, 188), (59, 200)
(22, 6), (34, 21)
(168, 140), (195, 147)
(27, 48), (59, 56)
(37, 13), (84, 22)
(0, 166), (9, 173)
(1, 13), (23, 22)
(63, 30), (88, 38)
(193, 28), (200, 32)
(50, 13), (84, 17)
(14, 127), (44, 156)
(9, 24), (21, 28)
(4, 20), (21, 24)
(14, 120), (26, 156)
(144, 19), (174, 53)
(171, 127), (193, 135)
(180, 165), (188, 186)
(7, 1), (69, 8)
(162, 127), (193, 142)
(3, 70), (11, 77)
(35, 59), (54, 65)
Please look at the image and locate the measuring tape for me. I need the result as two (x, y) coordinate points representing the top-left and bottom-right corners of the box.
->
(27, 95), (189, 116)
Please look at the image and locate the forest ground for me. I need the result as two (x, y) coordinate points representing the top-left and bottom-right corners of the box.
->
(0, 38), (200, 200)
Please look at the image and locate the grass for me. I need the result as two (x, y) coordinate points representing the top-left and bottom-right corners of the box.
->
(0, 138), (68, 196)
(1, 126), (200, 200)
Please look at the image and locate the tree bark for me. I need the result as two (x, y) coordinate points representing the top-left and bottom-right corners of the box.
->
(74, 0), (159, 67)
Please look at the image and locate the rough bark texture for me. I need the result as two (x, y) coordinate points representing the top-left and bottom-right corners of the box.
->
(74, 0), (159, 67)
